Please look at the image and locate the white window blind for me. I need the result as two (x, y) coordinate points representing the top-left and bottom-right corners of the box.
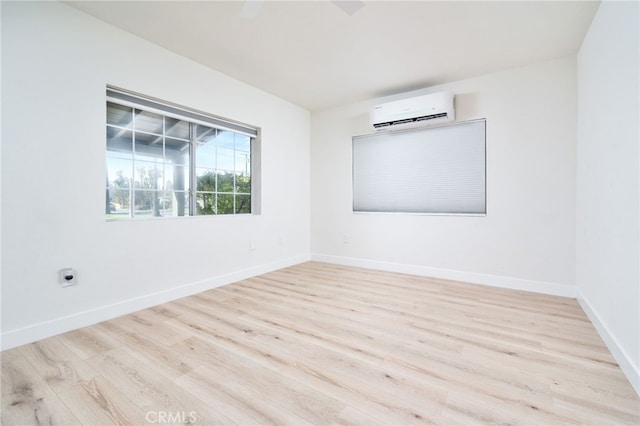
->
(352, 119), (486, 215)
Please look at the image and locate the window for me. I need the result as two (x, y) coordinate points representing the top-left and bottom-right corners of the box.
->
(105, 87), (258, 220)
(352, 119), (486, 215)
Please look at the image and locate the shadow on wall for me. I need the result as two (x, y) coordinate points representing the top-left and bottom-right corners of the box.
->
(453, 92), (480, 121)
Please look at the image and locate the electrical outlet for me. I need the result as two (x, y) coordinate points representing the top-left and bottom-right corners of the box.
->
(59, 268), (77, 287)
(343, 234), (350, 244)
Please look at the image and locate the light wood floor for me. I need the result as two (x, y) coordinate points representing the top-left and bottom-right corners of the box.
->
(2, 262), (638, 425)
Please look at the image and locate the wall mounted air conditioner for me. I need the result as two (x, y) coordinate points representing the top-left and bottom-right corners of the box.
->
(370, 91), (455, 131)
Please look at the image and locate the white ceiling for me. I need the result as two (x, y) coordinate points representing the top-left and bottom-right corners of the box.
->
(67, 0), (600, 111)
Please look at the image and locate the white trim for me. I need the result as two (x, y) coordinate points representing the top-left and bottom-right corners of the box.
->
(577, 292), (640, 396)
(311, 253), (576, 298)
(0, 254), (310, 351)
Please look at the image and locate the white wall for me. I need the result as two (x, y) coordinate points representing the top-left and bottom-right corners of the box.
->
(1, 0), (637, 398)
(311, 57), (577, 296)
(1, 1), (310, 349)
(576, 1), (639, 393)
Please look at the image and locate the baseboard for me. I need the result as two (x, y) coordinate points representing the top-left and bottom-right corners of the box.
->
(311, 253), (577, 298)
(577, 292), (640, 396)
(0, 254), (310, 351)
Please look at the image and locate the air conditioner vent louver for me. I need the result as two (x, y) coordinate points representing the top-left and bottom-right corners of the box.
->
(370, 92), (455, 131)
(373, 112), (450, 129)
(416, 112), (447, 121)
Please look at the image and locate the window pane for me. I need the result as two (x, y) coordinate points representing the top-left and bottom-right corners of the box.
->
(134, 132), (164, 159)
(134, 162), (163, 190)
(107, 189), (130, 219)
(166, 117), (190, 140)
(217, 147), (234, 172)
(165, 138), (189, 192)
(167, 162), (189, 193)
(135, 109), (163, 135)
(196, 193), (216, 215)
(147, 192), (178, 218)
(236, 175), (251, 194)
(107, 157), (133, 189)
(235, 135), (251, 152)
(133, 190), (163, 217)
(235, 151), (250, 176)
(196, 169), (216, 192)
(217, 131), (235, 149)
(107, 128), (133, 158)
(217, 172), (234, 193)
(236, 194), (251, 214)
(217, 194), (234, 215)
(169, 191), (188, 217)
(133, 190), (151, 211)
(196, 124), (217, 143)
(196, 140), (216, 169)
(107, 102), (133, 128)
(165, 138), (189, 157)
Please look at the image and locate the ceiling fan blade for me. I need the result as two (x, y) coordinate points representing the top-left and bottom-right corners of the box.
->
(331, 0), (365, 16)
(241, 0), (364, 19)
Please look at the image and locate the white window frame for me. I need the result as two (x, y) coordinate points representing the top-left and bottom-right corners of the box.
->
(106, 86), (260, 220)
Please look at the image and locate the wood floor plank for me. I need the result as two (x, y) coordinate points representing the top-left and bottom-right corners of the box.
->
(16, 337), (99, 393)
(171, 336), (347, 425)
(1, 261), (638, 425)
(56, 375), (146, 425)
(175, 364), (315, 426)
(55, 327), (114, 360)
(84, 348), (234, 425)
(91, 321), (197, 381)
(1, 349), (80, 425)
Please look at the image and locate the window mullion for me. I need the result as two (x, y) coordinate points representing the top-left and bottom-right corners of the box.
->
(130, 108), (136, 219)
(189, 123), (197, 216)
